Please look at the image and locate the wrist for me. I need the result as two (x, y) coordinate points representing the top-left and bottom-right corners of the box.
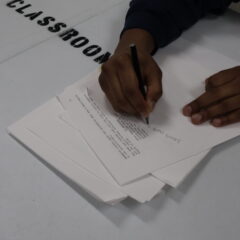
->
(115, 28), (155, 55)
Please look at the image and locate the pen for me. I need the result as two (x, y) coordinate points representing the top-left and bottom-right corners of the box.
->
(130, 44), (149, 125)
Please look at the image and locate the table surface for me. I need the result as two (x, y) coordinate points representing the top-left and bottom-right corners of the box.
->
(0, 3), (240, 240)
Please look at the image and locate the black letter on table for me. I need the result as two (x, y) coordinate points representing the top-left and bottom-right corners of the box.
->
(70, 37), (89, 48)
(25, 11), (43, 21)
(15, 4), (32, 14)
(37, 16), (56, 26)
(6, 0), (24, 8)
(83, 45), (102, 57)
(59, 29), (79, 41)
(48, 22), (67, 33)
(94, 52), (111, 64)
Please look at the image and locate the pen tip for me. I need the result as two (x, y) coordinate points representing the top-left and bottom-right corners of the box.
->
(146, 117), (149, 125)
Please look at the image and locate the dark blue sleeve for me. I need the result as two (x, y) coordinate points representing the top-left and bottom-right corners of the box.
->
(123, 0), (237, 52)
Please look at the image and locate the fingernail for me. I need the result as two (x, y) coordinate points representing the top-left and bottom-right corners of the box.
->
(212, 118), (222, 127)
(191, 113), (202, 123)
(183, 105), (192, 116)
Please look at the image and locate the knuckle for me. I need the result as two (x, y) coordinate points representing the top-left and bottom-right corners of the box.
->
(101, 62), (110, 73)
(234, 77), (240, 88)
(157, 70), (163, 80)
(147, 60), (162, 75)
(192, 99), (201, 110)
(135, 101), (145, 112)
(212, 88), (224, 98)
(210, 104), (226, 117)
(156, 88), (163, 98)
(235, 109), (240, 119)
(218, 69), (227, 75)
(112, 104), (122, 113)
(151, 90), (162, 102)
(116, 98), (128, 109)
(203, 109), (210, 119)
(219, 101), (229, 112)
(217, 68), (232, 76)
(157, 66), (163, 75)
(232, 66), (240, 72)
(155, 71), (163, 84)
(117, 53), (128, 61)
(219, 115), (229, 126)
(116, 54), (129, 67)
(124, 86), (136, 98)
(154, 59), (162, 68)
(206, 76), (214, 85)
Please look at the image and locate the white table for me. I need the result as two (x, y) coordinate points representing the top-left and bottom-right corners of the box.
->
(0, 4), (240, 240)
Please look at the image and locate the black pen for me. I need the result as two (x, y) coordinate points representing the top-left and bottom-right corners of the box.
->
(130, 44), (149, 124)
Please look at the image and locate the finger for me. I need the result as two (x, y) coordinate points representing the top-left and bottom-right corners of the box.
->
(183, 91), (219, 116)
(99, 71), (138, 115)
(205, 66), (240, 90)
(211, 109), (240, 127)
(117, 58), (150, 117)
(190, 95), (240, 125)
(183, 80), (240, 116)
(145, 62), (163, 111)
(107, 88), (138, 115)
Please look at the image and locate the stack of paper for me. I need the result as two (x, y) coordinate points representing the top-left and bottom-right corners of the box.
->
(6, 69), (204, 204)
(8, 52), (240, 203)
(6, 1), (240, 204)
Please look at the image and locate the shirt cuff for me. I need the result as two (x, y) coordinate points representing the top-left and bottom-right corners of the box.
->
(121, 10), (177, 55)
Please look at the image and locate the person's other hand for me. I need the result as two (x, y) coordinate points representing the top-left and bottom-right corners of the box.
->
(98, 29), (162, 118)
(183, 66), (240, 127)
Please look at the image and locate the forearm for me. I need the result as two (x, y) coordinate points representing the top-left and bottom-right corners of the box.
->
(123, 0), (237, 51)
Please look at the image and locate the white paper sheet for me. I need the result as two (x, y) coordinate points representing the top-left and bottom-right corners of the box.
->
(60, 69), (212, 188)
(8, 97), (165, 203)
(152, 151), (209, 187)
(57, 112), (165, 202)
(59, 68), (240, 185)
(8, 100), (127, 204)
(8, 91), (210, 203)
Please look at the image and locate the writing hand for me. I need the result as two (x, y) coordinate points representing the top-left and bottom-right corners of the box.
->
(98, 29), (162, 118)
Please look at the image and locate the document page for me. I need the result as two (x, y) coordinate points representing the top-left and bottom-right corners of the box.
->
(59, 69), (240, 185)
(28, 112), (165, 203)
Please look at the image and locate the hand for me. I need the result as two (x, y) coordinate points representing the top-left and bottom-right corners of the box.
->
(98, 29), (162, 118)
(183, 66), (240, 127)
